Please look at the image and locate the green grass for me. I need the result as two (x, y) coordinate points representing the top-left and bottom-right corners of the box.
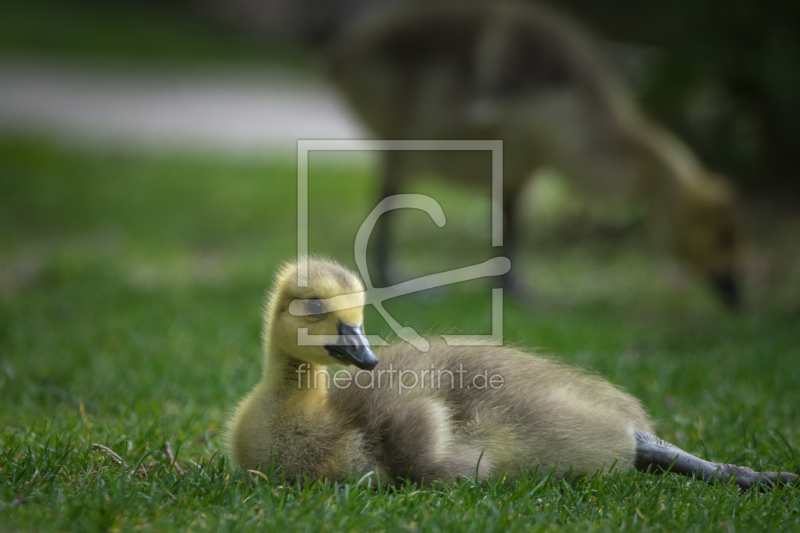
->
(0, 0), (313, 68)
(1, 138), (799, 531)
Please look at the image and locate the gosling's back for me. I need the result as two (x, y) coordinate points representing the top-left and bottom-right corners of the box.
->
(329, 341), (652, 482)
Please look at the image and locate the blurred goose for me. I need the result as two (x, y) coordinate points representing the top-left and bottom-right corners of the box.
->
(225, 259), (794, 489)
(327, 0), (743, 307)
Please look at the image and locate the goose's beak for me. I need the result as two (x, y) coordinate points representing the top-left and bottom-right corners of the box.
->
(326, 323), (378, 370)
(711, 271), (741, 309)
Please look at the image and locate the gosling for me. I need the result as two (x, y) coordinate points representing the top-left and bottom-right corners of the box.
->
(226, 259), (795, 489)
(327, 0), (743, 307)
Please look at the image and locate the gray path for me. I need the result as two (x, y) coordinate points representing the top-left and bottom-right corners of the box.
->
(0, 57), (365, 153)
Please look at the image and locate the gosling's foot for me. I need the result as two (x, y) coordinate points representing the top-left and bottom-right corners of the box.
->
(634, 431), (797, 491)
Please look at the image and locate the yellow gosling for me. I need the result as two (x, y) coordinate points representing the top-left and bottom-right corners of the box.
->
(225, 259), (795, 489)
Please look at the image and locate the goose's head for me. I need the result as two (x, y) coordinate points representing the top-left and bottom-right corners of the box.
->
(671, 172), (744, 308)
(265, 259), (377, 370)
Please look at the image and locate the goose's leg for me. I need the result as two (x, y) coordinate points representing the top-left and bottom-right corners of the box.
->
(374, 151), (402, 287)
(634, 431), (797, 491)
(501, 191), (543, 309)
(501, 193), (524, 296)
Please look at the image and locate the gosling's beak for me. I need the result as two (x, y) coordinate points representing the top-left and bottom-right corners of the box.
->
(325, 323), (378, 370)
(712, 271), (741, 309)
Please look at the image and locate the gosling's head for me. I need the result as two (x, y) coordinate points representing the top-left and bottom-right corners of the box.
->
(264, 258), (377, 370)
(671, 172), (744, 308)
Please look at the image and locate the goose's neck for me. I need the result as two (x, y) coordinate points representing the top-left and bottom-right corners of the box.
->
(629, 122), (701, 211)
(260, 342), (329, 404)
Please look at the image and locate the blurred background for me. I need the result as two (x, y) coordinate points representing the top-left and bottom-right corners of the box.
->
(2, 0), (800, 194)
(2, 0), (799, 307)
(1, 3), (799, 529)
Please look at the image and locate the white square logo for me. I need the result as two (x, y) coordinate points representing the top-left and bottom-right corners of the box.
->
(295, 140), (508, 352)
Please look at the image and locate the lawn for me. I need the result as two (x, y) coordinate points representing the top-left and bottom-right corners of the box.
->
(0, 0), (312, 67)
(1, 137), (799, 532)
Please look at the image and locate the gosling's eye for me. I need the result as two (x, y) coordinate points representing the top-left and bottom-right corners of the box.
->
(306, 299), (325, 317)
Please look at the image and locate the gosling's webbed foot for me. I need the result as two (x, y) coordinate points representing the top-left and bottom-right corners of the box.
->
(715, 464), (798, 491)
(634, 431), (797, 491)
